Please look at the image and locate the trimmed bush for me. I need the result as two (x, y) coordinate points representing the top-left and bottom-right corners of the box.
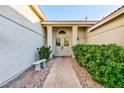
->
(37, 46), (52, 60)
(72, 44), (124, 88)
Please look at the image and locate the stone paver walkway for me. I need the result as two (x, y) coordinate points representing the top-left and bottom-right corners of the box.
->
(43, 57), (82, 88)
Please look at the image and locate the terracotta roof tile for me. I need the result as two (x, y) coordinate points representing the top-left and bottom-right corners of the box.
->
(98, 5), (124, 24)
(89, 5), (124, 31)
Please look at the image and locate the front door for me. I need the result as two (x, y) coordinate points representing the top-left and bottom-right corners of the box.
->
(55, 36), (71, 56)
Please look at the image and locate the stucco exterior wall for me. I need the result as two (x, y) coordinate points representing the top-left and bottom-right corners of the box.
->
(87, 14), (124, 46)
(0, 6), (46, 86)
(77, 27), (86, 44)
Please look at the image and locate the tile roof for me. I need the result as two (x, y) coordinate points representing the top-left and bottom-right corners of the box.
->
(89, 5), (124, 31)
(100, 5), (124, 22)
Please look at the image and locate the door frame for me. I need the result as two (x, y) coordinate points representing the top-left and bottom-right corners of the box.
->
(54, 30), (71, 56)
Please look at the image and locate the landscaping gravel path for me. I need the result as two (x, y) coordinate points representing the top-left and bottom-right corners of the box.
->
(43, 57), (82, 88)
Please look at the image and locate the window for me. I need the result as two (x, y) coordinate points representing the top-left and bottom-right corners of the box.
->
(64, 38), (69, 46)
(58, 30), (66, 35)
(56, 38), (60, 46)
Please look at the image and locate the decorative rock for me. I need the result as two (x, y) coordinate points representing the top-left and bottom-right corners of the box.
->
(2, 59), (54, 88)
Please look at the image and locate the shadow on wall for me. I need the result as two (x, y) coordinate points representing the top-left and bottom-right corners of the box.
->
(0, 6), (46, 86)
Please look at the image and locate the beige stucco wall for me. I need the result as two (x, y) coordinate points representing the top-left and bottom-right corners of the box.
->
(87, 14), (124, 46)
(78, 27), (86, 44)
(0, 6), (46, 86)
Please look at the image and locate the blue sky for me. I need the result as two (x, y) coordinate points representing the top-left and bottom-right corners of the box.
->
(39, 5), (121, 21)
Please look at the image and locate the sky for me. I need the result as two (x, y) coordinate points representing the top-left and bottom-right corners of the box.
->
(39, 5), (121, 21)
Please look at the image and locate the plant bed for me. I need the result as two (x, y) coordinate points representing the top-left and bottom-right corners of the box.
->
(72, 44), (124, 88)
(71, 58), (102, 88)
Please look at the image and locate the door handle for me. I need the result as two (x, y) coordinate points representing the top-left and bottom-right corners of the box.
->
(61, 45), (64, 50)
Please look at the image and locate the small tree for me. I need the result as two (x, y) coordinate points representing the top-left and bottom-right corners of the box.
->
(37, 46), (52, 60)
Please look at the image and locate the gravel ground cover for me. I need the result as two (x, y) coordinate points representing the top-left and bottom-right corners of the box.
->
(2, 57), (102, 88)
(2, 59), (54, 88)
(71, 59), (103, 88)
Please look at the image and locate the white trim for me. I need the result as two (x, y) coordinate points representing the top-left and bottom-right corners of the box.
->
(41, 21), (97, 25)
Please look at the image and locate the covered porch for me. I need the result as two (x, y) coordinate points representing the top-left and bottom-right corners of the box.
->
(41, 21), (97, 57)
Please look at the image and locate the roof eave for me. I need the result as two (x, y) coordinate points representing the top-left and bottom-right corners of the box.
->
(29, 5), (46, 21)
(89, 6), (124, 32)
(41, 21), (98, 25)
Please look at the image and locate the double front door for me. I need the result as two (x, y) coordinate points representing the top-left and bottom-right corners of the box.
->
(55, 36), (71, 56)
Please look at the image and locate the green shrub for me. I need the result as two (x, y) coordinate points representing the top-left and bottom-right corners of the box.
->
(72, 44), (124, 88)
(37, 46), (52, 60)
